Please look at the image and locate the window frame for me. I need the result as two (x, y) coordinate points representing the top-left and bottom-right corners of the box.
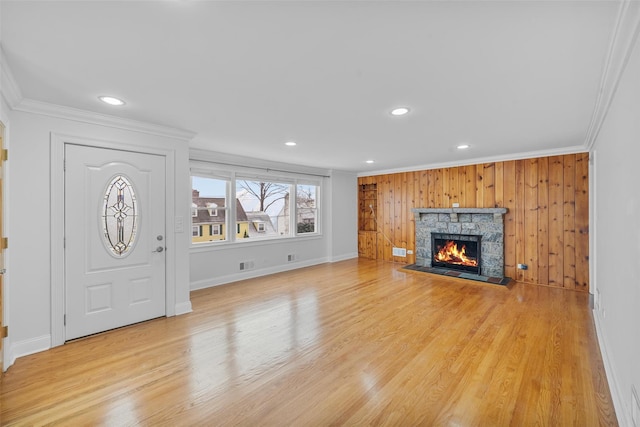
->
(295, 183), (319, 235)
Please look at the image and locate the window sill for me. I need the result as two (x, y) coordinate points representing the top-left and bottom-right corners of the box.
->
(189, 233), (324, 253)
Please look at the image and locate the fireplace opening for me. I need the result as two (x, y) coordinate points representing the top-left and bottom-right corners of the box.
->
(431, 233), (481, 275)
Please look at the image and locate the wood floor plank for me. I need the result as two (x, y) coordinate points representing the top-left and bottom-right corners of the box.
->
(0, 259), (617, 426)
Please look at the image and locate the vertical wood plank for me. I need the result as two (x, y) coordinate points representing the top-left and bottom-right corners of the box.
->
(515, 160), (526, 282)
(400, 173), (409, 261)
(563, 156), (576, 288)
(537, 157), (549, 286)
(524, 158), (539, 284)
(495, 162), (504, 208)
(476, 164), (485, 208)
(393, 174), (402, 262)
(420, 170), (429, 208)
(433, 169), (443, 207)
(427, 170), (436, 207)
(483, 163), (496, 208)
(357, 178), (364, 231)
(449, 166), (460, 207)
(458, 167), (467, 207)
(409, 172), (419, 264)
(377, 175), (386, 261)
(465, 165), (477, 208)
(442, 168), (451, 208)
(575, 153), (589, 291)
(503, 161), (517, 279)
(548, 156), (564, 287)
(385, 174), (395, 262)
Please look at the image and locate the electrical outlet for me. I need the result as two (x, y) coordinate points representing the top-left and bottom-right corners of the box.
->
(407, 249), (413, 255)
(517, 263), (528, 270)
(239, 260), (255, 271)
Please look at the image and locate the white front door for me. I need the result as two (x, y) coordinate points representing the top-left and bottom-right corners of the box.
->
(65, 144), (166, 340)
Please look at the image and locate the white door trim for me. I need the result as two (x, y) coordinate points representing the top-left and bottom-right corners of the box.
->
(50, 133), (178, 346)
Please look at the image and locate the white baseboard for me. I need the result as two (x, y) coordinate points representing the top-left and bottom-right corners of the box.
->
(3, 339), (14, 372)
(9, 334), (51, 367)
(593, 309), (627, 427)
(175, 301), (193, 316)
(330, 252), (359, 263)
(190, 257), (330, 291)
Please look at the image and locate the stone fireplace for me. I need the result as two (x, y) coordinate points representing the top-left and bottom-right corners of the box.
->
(412, 208), (508, 278)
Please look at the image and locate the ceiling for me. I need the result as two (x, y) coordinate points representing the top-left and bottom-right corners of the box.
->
(0, 1), (621, 173)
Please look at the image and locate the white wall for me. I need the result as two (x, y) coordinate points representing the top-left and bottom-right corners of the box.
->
(328, 169), (358, 262)
(4, 109), (191, 364)
(591, 26), (640, 426)
(189, 152), (358, 290)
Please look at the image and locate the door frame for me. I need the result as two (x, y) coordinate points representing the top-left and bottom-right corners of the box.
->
(1, 120), (5, 373)
(50, 133), (178, 346)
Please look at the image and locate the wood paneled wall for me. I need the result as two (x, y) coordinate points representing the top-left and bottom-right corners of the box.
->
(357, 153), (589, 291)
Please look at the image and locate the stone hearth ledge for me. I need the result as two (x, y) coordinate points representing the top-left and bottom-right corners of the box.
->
(412, 208), (507, 223)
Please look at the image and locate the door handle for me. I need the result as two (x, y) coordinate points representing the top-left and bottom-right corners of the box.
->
(152, 246), (164, 253)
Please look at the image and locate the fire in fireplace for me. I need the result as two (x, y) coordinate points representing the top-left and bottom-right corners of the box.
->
(431, 233), (481, 275)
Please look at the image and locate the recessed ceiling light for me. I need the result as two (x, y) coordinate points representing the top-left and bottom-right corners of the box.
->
(457, 144), (470, 150)
(285, 141), (297, 146)
(98, 96), (125, 106)
(390, 107), (410, 116)
(366, 160), (375, 164)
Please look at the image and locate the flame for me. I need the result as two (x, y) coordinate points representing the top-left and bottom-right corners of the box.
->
(434, 240), (478, 266)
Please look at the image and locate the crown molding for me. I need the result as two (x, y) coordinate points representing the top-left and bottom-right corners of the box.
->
(357, 145), (587, 177)
(13, 98), (196, 142)
(190, 147), (331, 178)
(0, 47), (24, 109)
(584, 0), (640, 151)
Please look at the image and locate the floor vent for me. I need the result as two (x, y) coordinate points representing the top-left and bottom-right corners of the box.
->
(392, 247), (407, 257)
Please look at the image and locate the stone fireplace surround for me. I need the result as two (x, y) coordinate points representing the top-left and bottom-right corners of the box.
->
(412, 208), (508, 278)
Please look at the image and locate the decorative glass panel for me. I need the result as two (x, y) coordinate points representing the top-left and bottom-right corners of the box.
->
(102, 175), (138, 257)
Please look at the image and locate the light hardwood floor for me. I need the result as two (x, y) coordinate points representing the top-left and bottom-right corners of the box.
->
(0, 259), (617, 426)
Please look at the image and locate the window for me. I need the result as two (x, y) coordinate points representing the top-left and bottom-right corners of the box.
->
(191, 165), (321, 245)
(237, 178), (291, 239)
(296, 184), (318, 234)
(206, 202), (218, 216)
(192, 176), (230, 244)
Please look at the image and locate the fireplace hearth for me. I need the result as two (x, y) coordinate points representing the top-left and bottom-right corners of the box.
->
(431, 233), (481, 274)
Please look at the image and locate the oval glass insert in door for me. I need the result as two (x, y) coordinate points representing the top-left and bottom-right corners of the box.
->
(101, 175), (139, 257)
